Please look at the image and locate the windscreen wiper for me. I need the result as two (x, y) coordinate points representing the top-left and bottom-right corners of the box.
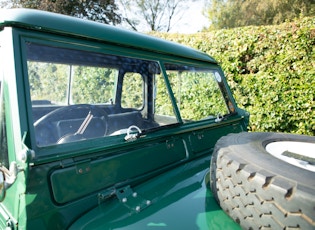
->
(124, 123), (181, 141)
(215, 112), (237, 122)
(138, 123), (181, 137)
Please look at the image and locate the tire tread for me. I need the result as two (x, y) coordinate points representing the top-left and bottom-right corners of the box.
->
(210, 132), (315, 229)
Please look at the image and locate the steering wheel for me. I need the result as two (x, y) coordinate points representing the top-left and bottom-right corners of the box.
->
(34, 104), (108, 146)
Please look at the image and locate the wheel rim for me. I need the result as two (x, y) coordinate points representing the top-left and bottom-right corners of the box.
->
(266, 141), (315, 172)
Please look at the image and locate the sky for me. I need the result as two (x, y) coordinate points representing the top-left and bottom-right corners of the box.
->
(0, 0), (210, 34)
(168, 0), (209, 33)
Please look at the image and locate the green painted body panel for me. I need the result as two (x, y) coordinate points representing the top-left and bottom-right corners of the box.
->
(188, 121), (244, 154)
(0, 9), (249, 230)
(50, 138), (187, 204)
(68, 155), (241, 230)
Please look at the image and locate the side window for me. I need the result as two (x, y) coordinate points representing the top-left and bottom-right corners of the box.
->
(165, 64), (229, 122)
(0, 82), (9, 168)
(121, 72), (143, 109)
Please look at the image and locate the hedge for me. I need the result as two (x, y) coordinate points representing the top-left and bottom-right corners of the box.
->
(154, 17), (315, 136)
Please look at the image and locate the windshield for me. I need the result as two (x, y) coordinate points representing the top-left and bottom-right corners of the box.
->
(26, 43), (178, 146)
(25, 43), (232, 147)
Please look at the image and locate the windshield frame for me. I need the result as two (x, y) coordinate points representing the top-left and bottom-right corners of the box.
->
(18, 31), (236, 163)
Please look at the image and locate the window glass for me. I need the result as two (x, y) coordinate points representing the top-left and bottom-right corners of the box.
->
(26, 43), (178, 147)
(154, 73), (177, 124)
(165, 64), (229, 122)
(28, 62), (68, 105)
(28, 63), (117, 105)
(121, 72), (143, 109)
(71, 66), (117, 104)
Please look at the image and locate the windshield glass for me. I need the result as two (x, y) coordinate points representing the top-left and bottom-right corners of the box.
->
(165, 63), (232, 122)
(26, 43), (178, 147)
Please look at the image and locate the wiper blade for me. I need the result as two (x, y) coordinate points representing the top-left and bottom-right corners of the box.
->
(215, 112), (237, 122)
(138, 123), (181, 137)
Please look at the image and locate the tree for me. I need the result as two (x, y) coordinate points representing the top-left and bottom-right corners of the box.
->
(205, 0), (315, 29)
(118, 0), (194, 32)
(3, 0), (122, 25)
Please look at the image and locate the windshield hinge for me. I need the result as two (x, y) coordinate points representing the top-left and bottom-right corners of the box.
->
(116, 185), (152, 213)
(98, 185), (152, 213)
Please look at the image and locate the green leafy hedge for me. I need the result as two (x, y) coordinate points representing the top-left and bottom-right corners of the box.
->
(154, 17), (315, 136)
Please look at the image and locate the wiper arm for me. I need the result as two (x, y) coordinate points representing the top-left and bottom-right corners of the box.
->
(138, 123), (181, 137)
(215, 112), (237, 122)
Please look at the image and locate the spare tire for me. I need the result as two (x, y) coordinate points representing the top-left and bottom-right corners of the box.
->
(210, 132), (315, 229)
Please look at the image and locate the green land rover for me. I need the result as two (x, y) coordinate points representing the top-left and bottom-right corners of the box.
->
(0, 8), (314, 230)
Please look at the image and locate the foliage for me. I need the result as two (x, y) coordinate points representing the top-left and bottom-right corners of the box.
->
(155, 17), (315, 135)
(118, 0), (192, 32)
(204, 0), (315, 30)
(0, 0), (11, 8)
(28, 62), (69, 104)
(121, 73), (143, 109)
(154, 73), (175, 117)
(72, 66), (116, 104)
(167, 71), (228, 120)
(28, 63), (117, 104)
(6, 0), (122, 25)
